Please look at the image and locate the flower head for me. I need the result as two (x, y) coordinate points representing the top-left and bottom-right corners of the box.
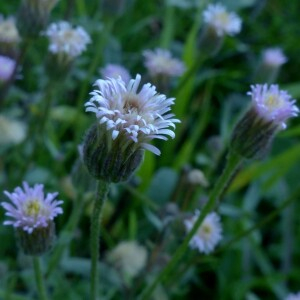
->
(143, 48), (185, 78)
(0, 115), (26, 145)
(45, 21), (91, 58)
(0, 15), (20, 44)
(1, 182), (63, 234)
(0, 55), (16, 82)
(100, 63), (131, 85)
(203, 3), (242, 36)
(285, 292), (300, 300)
(249, 84), (298, 129)
(262, 47), (287, 67)
(85, 74), (180, 156)
(184, 210), (222, 254)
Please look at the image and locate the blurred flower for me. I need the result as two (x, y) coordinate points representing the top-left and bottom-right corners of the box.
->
(203, 3), (242, 37)
(0, 55), (16, 82)
(187, 169), (209, 187)
(100, 63), (131, 85)
(285, 292), (300, 300)
(0, 15), (20, 45)
(230, 84), (299, 159)
(0, 115), (26, 145)
(262, 47), (287, 67)
(143, 48), (185, 78)
(45, 21), (91, 59)
(184, 210), (222, 254)
(106, 241), (148, 278)
(83, 74), (180, 181)
(1, 182), (63, 234)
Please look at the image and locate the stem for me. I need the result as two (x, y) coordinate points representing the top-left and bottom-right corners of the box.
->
(139, 151), (242, 300)
(32, 257), (48, 300)
(90, 180), (110, 300)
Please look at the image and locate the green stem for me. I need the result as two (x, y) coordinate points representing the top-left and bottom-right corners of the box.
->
(32, 257), (48, 300)
(139, 151), (242, 300)
(90, 180), (110, 300)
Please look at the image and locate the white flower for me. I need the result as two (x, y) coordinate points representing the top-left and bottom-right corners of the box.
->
(85, 74), (180, 155)
(285, 292), (300, 300)
(248, 84), (299, 129)
(203, 3), (242, 36)
(45, 21), (91, 58)
(0, 55), (16, 82)
(184, 210), (222, 254)
(106, 241), (148, 278)
(0, 115), (26, 145)
(100, 63), (131, 84)
(262, 47), (287, 67)
(0, 15), (20, 44)
(143, 48), (185, 77)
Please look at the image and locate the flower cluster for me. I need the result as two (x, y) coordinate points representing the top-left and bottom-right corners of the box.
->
(45, 21), (91, 58)
(249, 84), (298, 129)
(203, 3), (242, 36)
(143, 48), (185, 78)
(184, 211), (222, 254)
(85, 74), (180, 156)
(262, 47), (287, 67)
(100, 63), (131, 85)
(0, 55), (16, 82)
(1, 182), (63, 234)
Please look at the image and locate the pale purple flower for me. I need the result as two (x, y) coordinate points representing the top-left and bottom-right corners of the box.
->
(1, 182), (63, 234)
(262, 47), (287, 67)
(85, 74), (180, 155)
(248, 84), (299, 129)
(100, 64), (131, 85)
(203, 3), (242, 36)
(0, 55), (16, 82)
(285, 292), (300, 300)
(184, 210), (222, 254)
(45, 21), (91, 58)
(143, 48), (185, 77)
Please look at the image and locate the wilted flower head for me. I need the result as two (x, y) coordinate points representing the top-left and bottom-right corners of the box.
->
(249, 84), (298, 130)
(106, 241), (148, 278)
(0, 15), (20, 44)
(184, 210), (222, 254)
(1, 182), (63, 234)
(100, 63), (131, 85)
(187, 169), (209, 187)
(262, 47), (287, 67)
(285, 292), (300, 300)
(203, 3), (242, 36)
(0, 55), (16, 82)
(85, 74), (179, 156)
(143, 48), (185, 78)
(45, 21), (91, 59)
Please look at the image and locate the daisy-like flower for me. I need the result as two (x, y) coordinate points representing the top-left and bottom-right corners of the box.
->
(0, 55), (16, 82)
(285, 292), (300, 300)
(248, 84), (298, 130)
(0, 15), (20, 44)
(45, 21), (91, 59)
(262, 47), (287, 67)
(100, 63), (131, 85)
(1, 182), (63, 234)
(85, 74), (179, 156)
(143, 48), (185, 78)
(203, 3), (242, 36)
(184, 210), (222, 254)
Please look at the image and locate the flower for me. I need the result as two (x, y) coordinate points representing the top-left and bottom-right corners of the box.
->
(106, 241), (148, 278)
(248, 84), (298, 130)
(45, 21), (91, 58)
(203, 3), (242, 36)
(85, 74), (180, 156)
(100, 63), (131, 85)
(262, 47), (287, 67)
(184, 210), (222, 254)
(187, 169), (209, 187)
(0, 55), (16, 82)
(0, 115), (26, 145)
(0, 15), (20, 44)
(285, 292), (300, 300)
(143, 48), (185, 78)
(1, 182), (63, 234)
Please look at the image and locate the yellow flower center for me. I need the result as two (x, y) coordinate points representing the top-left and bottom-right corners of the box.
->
(216, 12), (230, 26)
(265, 94), (284, 110)
(24, 199), (41, 218)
